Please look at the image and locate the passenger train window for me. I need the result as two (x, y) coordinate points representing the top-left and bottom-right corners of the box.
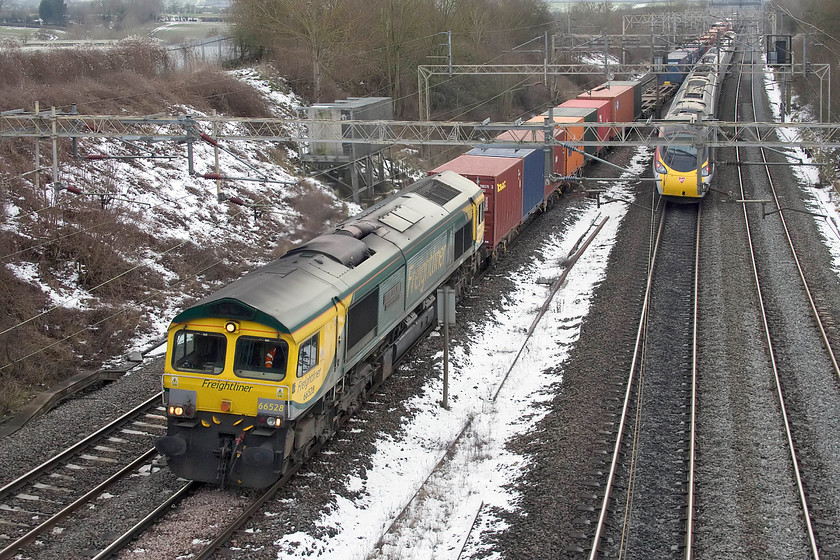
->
(297, 333), (320, 377)
(234, 337), (289, 381)
(172, 331), (226, 374)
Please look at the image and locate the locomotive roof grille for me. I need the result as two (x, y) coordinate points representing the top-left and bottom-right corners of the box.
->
(415, 179), (461, 206)
(286, 234), (370, 267)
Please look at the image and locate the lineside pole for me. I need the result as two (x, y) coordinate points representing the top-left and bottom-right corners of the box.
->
(34, 101), (40, 199)
(51, 106), (59, 195)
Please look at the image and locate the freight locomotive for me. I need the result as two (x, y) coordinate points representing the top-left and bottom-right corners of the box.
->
(155, 73), (656, 488)
(653, 30), (736, 200)
(155, 171), (485, 487)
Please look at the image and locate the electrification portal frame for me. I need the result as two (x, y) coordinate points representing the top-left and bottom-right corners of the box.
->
(4, 113), (840, 149)
(416, 63), (830, 123)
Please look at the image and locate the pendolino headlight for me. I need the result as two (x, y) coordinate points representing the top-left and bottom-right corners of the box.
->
(654, 158), (667, 175)
(225, 321), (238, 333)
(701, 164), (711, 177)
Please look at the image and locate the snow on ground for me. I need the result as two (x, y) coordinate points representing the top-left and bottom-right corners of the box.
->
(762, 60), (840, 273)
(5, 260), (94, 310)
(2, 69), (351, 366)
(268, 147), (652, 560)
(578, 53), (621, 67)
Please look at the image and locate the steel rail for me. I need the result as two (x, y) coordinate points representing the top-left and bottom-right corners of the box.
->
(90, 480), (200, 560)
(189, 349), (407, 559)
(191, 216), (613, 559)
(190, 442), (313, 560)
(684, 203), (702, 560)
(0, 448), (158, 560)
(0, 393), (162, 498)
(737, 52), (820, 560)
(754, 97), (840, 384)
(587, 204), (668, 560)
(491, 215), (609, 400)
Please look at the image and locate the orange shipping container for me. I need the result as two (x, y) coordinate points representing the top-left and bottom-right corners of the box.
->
(526, 115), (586, 179)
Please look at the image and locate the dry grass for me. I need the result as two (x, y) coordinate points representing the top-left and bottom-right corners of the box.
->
(0, 42), (312, 418)
(0, 39), (272, 117)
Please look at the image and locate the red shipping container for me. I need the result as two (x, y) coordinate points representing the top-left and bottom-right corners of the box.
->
(429, 154), (523, 249)
(559, 98), (613, 142)
(527, 115), (586, 179)
(576, 84), (635, 135)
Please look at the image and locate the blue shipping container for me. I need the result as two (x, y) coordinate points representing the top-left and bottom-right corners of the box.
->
(662, 50), (691, 85)
(468, 146), (545, 219)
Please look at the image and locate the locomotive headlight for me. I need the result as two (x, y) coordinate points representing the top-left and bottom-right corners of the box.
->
(266, 417), (278, 427)
(174, 406), (184, 416)
(654, 159), (667, 175)
(225, 321), (238, 333)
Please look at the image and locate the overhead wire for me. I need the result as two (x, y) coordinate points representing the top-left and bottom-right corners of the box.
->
(0, 251), (229, 374)
(0, 16), (564, 370)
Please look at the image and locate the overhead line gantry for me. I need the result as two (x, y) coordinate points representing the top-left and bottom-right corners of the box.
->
(3, 113), (840, 149)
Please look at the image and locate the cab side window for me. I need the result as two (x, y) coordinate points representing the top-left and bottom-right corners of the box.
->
(297, 333), (319, 377)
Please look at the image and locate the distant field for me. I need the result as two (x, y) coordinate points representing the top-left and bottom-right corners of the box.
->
(147, 21), (231, 43)
(0, 25), (70, 40)
(0, 20), (230, 45)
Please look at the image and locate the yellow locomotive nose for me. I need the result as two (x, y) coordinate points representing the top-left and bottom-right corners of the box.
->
(659, 171), (710, 198)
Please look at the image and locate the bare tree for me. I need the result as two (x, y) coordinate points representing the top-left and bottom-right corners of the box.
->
(232, 0), (355, 100)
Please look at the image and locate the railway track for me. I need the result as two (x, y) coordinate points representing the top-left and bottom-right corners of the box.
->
(0, 394), (166, 559)
(732, 45), (840, 558)
(587, 200), (701, 559)
(174, 216), (613, 560)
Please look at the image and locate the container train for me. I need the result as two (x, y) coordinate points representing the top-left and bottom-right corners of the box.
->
(653, 30), (736, 200)
(155, 75), (655, 488)
(660, 20), (733, 87)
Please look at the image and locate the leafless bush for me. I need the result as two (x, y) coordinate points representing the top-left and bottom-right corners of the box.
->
(287, 181), (347, 240)
(0, 42), (273, 117)
(170, 68), (274, 118)
(0, 42), (343, 418)
(0, 269), (63, 417)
